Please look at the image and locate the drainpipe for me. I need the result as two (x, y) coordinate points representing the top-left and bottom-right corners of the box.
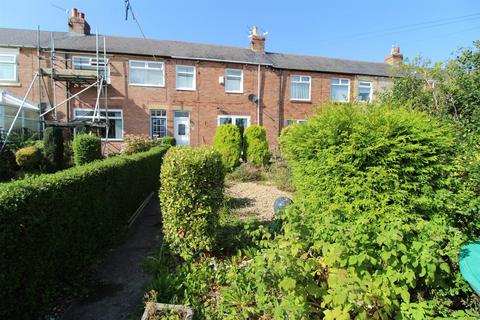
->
(257, 64), (261, 125)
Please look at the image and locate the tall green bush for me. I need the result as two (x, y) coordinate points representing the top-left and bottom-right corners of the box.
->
(243, 125), (270, 167)
(43, 127), (64, 172)
(278, 104), (478, 318)
(72, 134), (102, 165)
(212, 124), (242, 170)
(160, 146), (225, 260)
(0, 148), (17, 181)
(0, 146), (170, 319)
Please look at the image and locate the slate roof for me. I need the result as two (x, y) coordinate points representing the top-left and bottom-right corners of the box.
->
(0, 28), (393, 77)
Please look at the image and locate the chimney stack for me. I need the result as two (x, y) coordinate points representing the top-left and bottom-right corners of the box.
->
(250, 26), (266, 52)
(384, 45), (403, 65)
(68, 7), (91, 35)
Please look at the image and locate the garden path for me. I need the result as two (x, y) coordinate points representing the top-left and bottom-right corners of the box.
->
(61, 198), (162, 320)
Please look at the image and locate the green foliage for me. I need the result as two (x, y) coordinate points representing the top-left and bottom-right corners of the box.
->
(160, 136), (176, 147)
(43, 127), (64, 172)
(15, 145), (42, 170)
(267, 160), (296, 192)
(124, 134), (155, 154)
(279, 104), (479, 318)
(0, 145), (170, 319)
(72, 134), (102, 165)
(226, 162), (263, 182)
(381, 41), (480, 135)
(160, 147), (225, 260)
(212, 124), (242, 170)
(243, 125), (270, 167)
(0, 148), (17, 182)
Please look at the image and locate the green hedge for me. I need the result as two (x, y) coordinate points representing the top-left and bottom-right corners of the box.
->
(212, 124), (242, 170)
(278, 104), (478, 318)
(160, 146), (225, 260)
(0, 145), (170, 319)
(160, 136), (176, 147)
(15, 145), (42, 170)
(72, 134), (102, 165)
(43, 127), (64, 172)
(243, 125), (270, 167)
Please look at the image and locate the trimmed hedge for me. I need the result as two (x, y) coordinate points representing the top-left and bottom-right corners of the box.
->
(212, 124), (242, 170)
(72, 134), (102, 165)
(160, 146), (225, 260)
(0, 145), (170, 319)
(15, 145), (42, 170)
(160, 136), (176, 147)
(43, 127), (64, 172)
(243, 125), (270, 167)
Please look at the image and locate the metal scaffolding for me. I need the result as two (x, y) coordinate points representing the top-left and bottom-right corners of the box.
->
(1, 27), (110, 152)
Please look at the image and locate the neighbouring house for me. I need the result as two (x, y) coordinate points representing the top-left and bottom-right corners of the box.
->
(0, 8), (402, 151)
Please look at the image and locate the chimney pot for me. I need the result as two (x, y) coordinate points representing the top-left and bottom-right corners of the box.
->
(385, 45), (403, 65)
(250, 26), (266, 52)
(68, 8), (90, 35)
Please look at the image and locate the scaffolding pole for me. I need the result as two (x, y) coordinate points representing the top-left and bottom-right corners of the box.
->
(1, 73), (39, 152)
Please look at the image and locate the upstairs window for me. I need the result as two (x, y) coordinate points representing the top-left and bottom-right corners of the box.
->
(176, 65), (196, 90)
(286, 119), (306, 126)
(129, 60), (165, 86)
(290, 75), (311, 101)
(358, 81), (372, 102)
(330, 78), (350, 102)
(225, 69), (243, 93)
(0, 54), (17, 82)
(72, 56), (110, 83)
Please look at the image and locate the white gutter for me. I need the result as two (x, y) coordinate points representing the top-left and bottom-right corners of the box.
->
(171, 55), (272, 67)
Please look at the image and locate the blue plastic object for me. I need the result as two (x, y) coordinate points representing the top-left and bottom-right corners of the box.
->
(459, 241), (480, 296)
(273, 196), (293, 218)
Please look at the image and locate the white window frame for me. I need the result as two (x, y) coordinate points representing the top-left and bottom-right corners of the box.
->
(217, 115), (251, 128)
(357, 81), (373, 103)
(0, 54), (17, 82)
(150, 109), (168, 138)
(73, 108), (124, 141)
(224, 68), (243, 93)
(286, 119), (306, 126)
(176, 65), (196, 91)
(128, 60), (165, 87)
(72, 55), (110, 83)
(290, 75), (311, 101)
(330, 78), (350, 102)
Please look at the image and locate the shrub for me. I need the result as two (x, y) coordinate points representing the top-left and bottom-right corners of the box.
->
(72, 134), (102, 165)
(160, 146), (225, 260)
(0, 145), (170, 319)
(227, 162), (263, 182)
(159, 136), (176, 147)
(0, 148), (17, 182)
(15, 145), (42, 170)
(278, 104), (479, 318)
(43, 127), (64, 172)
(212, 124), (242, 170)
(243, 125), (270, 167)
(124, 134), (154, 154)
(267, 160), (295, 192)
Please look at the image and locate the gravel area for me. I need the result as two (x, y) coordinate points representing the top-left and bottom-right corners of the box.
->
(226, 181), (292, 221)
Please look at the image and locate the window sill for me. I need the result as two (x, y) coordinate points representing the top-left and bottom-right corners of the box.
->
(225, 91), (244, 94)
(129, 83), (165, 88)
(0, 82), (21, 87)
(176, 88), (196, 91)
(290, 99), (312, 103)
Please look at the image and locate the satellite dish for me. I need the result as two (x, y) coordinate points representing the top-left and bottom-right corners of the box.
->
(248, 94), (258, 102)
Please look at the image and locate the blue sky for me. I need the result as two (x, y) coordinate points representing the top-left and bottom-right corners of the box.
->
(1, 0), (479, 63)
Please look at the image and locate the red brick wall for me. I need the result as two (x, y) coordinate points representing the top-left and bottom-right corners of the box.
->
(0, 47), (391, 153)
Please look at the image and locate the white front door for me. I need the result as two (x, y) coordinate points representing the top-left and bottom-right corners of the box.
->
(174, 111), (190, 146)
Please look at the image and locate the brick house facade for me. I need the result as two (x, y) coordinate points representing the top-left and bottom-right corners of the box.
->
(0, 9), (401, 153)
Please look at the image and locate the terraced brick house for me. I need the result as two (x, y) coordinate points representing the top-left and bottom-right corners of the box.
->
(0, 8), (402, 152)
